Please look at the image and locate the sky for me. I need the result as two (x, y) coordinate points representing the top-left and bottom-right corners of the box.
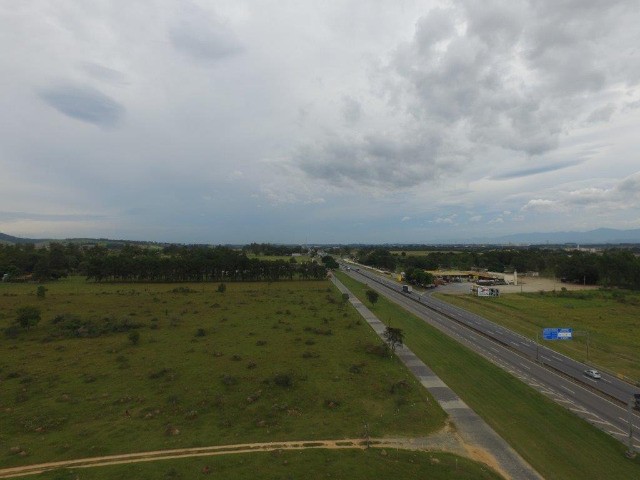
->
(2, 0), (640, 244)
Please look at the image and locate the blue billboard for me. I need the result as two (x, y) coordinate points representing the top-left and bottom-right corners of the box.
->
(543, 328), (573, 340)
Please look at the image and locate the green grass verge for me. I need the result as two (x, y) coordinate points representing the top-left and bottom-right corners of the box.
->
(34, 449), (502, 480)
(336, 272), (640, 480)
(434, 289), (640, 382)
(0, 278), (446, 468)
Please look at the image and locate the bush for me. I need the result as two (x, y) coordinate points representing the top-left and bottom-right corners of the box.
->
(217, 283), (227, 293)
(221, 374), (238, 386)
(273, 373), (293, 388)
(365, 343), (390, 358)
(128, 331), (140, 345)
(15, 306), (41, 330)
(4, 326), (20, 339)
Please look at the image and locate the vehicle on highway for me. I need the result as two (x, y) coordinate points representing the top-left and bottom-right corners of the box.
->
(402, 284), (412, 293)
(584, 369), (602, 379)
(635, 393), (640, 410)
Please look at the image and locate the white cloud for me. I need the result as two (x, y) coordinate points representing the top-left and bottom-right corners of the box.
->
(1, 1), (640, 243)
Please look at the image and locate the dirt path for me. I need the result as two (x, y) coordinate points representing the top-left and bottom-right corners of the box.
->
(0, 426), (490, 479)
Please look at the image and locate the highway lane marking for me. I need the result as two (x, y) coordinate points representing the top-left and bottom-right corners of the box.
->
(490, 347), (499, 353)
(559, 385), (575, 394)
(587, 418), (612, 426)
(519, 363), (531, 370)
(570, 407), (590, 414)
(363, 276), (640, 448)
(617, 418), (640, 430)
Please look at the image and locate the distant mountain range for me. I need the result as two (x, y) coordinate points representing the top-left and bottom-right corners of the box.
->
(0, 232), (168, 247)
(2, 228), (640, 247)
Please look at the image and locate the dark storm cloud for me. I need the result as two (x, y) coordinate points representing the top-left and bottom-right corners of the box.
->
(297, 133), (443, 189)
(39, 84), (124, 127)
(490, 160), (583, 180)
(81, 62), (128, 85)
(295, 0), (640, 191)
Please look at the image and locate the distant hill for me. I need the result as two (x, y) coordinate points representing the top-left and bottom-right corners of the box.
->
(0, 232), (169, 248)
(3, 227), (640, 247)
(0, 232), (49, 244)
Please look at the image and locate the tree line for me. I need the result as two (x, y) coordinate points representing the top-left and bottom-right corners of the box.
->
(0, 243), (326, 283)
(354, 247), (640, 289)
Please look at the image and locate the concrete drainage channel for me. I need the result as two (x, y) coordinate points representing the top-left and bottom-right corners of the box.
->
(331, 276), (543, 480)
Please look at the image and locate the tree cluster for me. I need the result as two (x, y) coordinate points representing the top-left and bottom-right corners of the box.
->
(242, 243), (305, 256)
(84, 246), (326, 282)
(353, 246), (640, 289)
(0, 243), (326, 283)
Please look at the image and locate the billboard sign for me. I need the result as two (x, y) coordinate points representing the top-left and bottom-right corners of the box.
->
(543, 328), (573, 340)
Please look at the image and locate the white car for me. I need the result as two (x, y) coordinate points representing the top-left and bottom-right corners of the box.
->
(584, 369), (601, 379)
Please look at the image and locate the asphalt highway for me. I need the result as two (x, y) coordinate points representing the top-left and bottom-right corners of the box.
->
(342, 265), (640, 450)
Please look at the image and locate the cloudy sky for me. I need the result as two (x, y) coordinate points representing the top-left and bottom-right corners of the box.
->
(2, 0), (640, 244)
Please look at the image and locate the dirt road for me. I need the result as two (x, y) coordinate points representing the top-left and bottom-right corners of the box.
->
(0, 428), (489, 479)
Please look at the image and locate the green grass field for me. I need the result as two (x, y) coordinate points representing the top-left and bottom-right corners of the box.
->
(34, 449), (502, 480)
(434, 289), (640, 382)
(336, 272), (640, 480)
(0, 278), (447, 471)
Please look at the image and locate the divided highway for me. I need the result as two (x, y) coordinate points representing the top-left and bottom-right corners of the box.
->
(341, 265), (640, 450)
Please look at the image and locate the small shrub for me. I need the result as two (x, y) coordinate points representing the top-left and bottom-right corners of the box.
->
(195, 328), (206, 337)
(255, 340), (267, 346)
(4, 326), (20, 339)
(36, 286), (46, 298)
(217, 283), (226, 293)
(302, 351), (319, 359)
(365, 343), (390, 358)
(349, 363), (365, 374)
(171, 287), (196, 294)
(390, 379), (410, 393)
(128, 331), (140, 345)
(221, 374), (238, 386)
(273, 373), (293, 388)
(149, 368), (175, 380)
(231, 354), (242, 361)
(324, 399), (340, 409)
